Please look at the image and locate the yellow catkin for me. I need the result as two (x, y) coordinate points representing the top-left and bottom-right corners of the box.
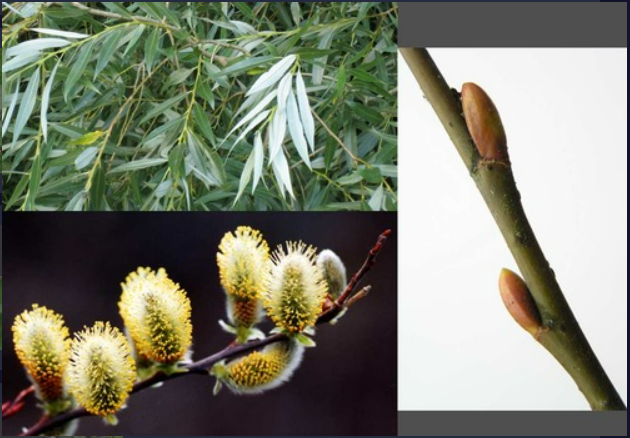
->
(12, 305), (70, 402)
(264, 242), (328, 333)
(66, 322), (136, 417)
(217, 226), (270, 328)
(119, 267), (193, 364)
(222, 341), (304, 394)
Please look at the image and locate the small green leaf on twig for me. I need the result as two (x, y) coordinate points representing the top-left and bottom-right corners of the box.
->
(294, 333), (316, 348)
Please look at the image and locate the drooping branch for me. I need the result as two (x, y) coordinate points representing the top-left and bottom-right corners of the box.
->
(12, 230), (392, 436)
(55, 2), (181, 32)
(401, 47), (626, 411)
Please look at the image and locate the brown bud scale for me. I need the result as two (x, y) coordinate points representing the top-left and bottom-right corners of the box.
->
(461, 82), (508, 161)
(499, 268), (542, 335)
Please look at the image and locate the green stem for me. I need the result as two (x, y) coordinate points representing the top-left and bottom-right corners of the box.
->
(401, 47), (626, 411)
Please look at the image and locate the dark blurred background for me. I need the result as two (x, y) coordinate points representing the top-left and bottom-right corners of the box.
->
(2, 212), (397, 435)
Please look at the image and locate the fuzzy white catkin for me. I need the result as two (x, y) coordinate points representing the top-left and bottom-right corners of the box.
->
(316, 249), (347, 298)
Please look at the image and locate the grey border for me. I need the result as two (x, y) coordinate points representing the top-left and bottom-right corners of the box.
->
(399, 2), (627, 48)
(399, 411), (627, 436)
(397, 2), (627, 437)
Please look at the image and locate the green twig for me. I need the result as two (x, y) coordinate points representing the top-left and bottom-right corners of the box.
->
(401, 47), (626, 411)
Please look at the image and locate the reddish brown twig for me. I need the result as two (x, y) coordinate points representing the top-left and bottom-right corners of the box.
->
(2, 386), (34, 419)
(13, 230), (392, 435)
(319, 229), (391, 323)
(19, 414), (50, 436)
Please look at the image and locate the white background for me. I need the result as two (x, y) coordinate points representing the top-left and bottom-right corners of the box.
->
(399, 49), (627, 410)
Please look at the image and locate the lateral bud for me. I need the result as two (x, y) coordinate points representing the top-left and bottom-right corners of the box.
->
(461, 82), (508, 161)
(499, 269), (542, 336)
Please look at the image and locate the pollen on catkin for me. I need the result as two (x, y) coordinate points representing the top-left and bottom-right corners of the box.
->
(119, 267), (193, 364)
(264, 242), (328, 333)
(217, 340), (304, 395)
(12, 305), (70, 402)
(66, 321), (136, 417)
(316, 249), (347, 298)
(217, 226), (270, 329)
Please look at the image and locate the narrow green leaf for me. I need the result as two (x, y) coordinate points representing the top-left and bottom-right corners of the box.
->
(229, 109), (271, 153)
(192, 103), (216, 144)
(252, 131), (264, 193)
(335, 65), (347, 102)
(123, 25), (146, 58)
(5, 174), (30, 210)
(368, 184), (384, 211)
(337, 173), (363, 186)
(30, 28), (89, 39)
(2, 53), (40, 73)
(2, 79), (20, 139)
(168, 143), (186, 180)
(355, 2), (375, 28)
(350, 68), (382, 84)
(312, 28), (335, 85)
(295, 71), (315, 151)
(109, 158), (168, 174)
(207, 150), (227, 187)
(247, 55), (296, 96)
(41, 60), (60, 143)
(228, 20), (256, 35)
(64, 40), (94, 102)
(295, 333), (316, 348)
(3, 2), (25, 17)
(75, 146), (99, 170)
(167, 68), (194, 87)
(290, 2), (302, 25)
(287, 89), (311, 169)
(13, 68), (40, 145)
(271, 149), (294, 200)
(65, 191), (87, 211)
(226, 90), (277, 140)
(269, 108), (287, 163)
(196, 80), (215, 106)
(137, 2), (180, 26)
(6, 38), (70, 58)
(155, 180), (173, 199)
(277, 72), (292, 112)
(144, 27), (161, 71)
(347, 101), (384, 124)
(139, 94), (187, 125)
(235, 149), (255, 204)
(95, 31), (123, 78)
(233, 2), (255, 20)
(291, 48), (337, 59)
(187, 131), (220, 187)
(376, 165), (398, 179)
(17, 2), (42, 18)
(89, 164), (106, 210)
(102, 2), (133, 18)
(25, 153), (43, 210)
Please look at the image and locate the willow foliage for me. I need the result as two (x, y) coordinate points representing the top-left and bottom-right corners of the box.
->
(2, 2), (398, 211)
